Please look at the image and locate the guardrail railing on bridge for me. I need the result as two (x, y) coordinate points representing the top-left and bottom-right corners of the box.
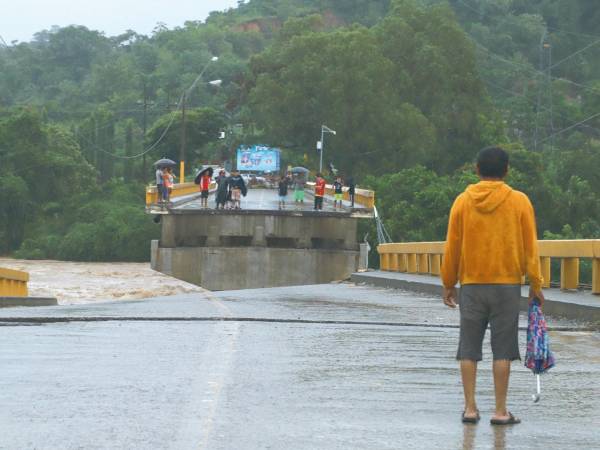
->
(378, 240), (600, 295)
(305, 182), (375, 209)
(0, 267), (29, 297)
(146, 182), (216, 206)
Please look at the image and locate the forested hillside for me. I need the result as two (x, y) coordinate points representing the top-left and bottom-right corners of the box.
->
(1, 0), (599, 261)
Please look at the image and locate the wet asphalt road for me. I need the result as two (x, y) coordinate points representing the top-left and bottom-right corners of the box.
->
(1, 284), (599, 449)
(175, 188), (351, 213)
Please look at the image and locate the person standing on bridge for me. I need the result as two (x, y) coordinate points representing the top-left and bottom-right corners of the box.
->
(333, 176), (344, 210)
(441, 146), (544, 426)
(314, 173), (326, 211)
(215, 169), (229, 210)
(346, 176), (356, 208)
(228, 170), (247, 210)
(162, 167), (174, 203)
(278, 174), (289, 210)
(200, 171), (212, 208)
(156, 167), (165, 204)
(293, 174), (306, 205)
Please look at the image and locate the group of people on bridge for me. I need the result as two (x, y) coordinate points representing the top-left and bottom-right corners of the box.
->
(197, 169), (248, 210)
(277, 172), (355, 211)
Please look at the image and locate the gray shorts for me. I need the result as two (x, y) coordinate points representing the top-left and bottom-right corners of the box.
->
(457, 285), (521, 362)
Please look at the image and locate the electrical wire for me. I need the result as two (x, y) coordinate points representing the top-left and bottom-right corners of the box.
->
(75, 56), (217, 160)
(473, 41), (600, 96)
(529, 112), (600, 147)
(549, 38), (600, 70)
(452, 0), (600, 95)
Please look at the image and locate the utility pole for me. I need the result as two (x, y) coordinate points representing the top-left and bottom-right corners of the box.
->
(546, 41), (555, 151)
(319, 127), (324, 173)
(179, 92), (187, 183)
(142, 92), (148, 182)
(534, 31), (554, 152)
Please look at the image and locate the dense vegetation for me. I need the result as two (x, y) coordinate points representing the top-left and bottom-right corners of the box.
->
(1, 0), (598, 261)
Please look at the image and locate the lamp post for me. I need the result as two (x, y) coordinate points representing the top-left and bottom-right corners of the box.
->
(317, 125), (336, 173)
(179, 57), (220, 183)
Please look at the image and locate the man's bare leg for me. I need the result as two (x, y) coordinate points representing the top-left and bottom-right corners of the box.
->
(461, 360), (479, 418)
(492, 360), (511, 420)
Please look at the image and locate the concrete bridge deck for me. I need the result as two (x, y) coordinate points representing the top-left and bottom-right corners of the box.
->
(148, 188), (374, 218)
(1, 284), (598, 449)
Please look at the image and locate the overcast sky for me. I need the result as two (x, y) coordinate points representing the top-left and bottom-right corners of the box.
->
(0, 0), (240, 44)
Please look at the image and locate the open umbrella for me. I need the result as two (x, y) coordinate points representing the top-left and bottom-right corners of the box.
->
(291, 167), (309, 174)
(154, 158), (176, 168)
(194, 167), (214, 185)
(525, 298), (556, 403)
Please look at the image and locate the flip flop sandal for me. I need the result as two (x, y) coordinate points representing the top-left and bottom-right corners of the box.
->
(462, 410), (481, 424)
(490, 412), (521, 425)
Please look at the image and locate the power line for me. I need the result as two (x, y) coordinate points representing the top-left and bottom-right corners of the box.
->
(78, 57), (218, 160)
(453, 0), (600, 94)
(547, 26), (600, 40)
(484, 78), (600, 133)
(531, 112), (600, 147)
(473, 41), (600, 96)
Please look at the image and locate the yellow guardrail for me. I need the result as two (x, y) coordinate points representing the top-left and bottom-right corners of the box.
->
(378, 240), (600, 295)
(146, 182), (216, 206)
(0, 267), (29, 297)
(305, 182), (375, 209)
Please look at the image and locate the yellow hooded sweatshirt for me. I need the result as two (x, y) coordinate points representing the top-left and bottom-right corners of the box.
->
(441, 181), (543, 291)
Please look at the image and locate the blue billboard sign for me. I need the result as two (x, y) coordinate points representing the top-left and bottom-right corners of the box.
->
(236, 145), (280, 172)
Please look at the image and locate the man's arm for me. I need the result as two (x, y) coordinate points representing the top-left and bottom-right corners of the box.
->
(522, 198), (545, 304)
(441, 197), (463, 308)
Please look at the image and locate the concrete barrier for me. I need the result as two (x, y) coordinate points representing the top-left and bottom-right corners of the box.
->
(378, 240), (600, 295)
(0, 297), (58, 308)
(0, 267), (29, 297)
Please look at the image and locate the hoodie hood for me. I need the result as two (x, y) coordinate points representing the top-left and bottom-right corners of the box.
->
(465, 181), (513, 214)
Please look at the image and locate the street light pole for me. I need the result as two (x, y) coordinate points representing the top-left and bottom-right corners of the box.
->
(318, 125), (336, 173)
(178, 57), (219, 184)
(179, 92), (187, 183)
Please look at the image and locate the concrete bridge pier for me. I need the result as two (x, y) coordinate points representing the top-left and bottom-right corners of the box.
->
(151, 209), (364, 291)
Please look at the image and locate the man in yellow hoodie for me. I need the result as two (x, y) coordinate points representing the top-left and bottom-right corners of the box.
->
(441, 146), (544, 426)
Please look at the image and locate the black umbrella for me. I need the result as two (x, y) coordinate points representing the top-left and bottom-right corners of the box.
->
(154, 158), (177, 168)
(194, 167), (214, 185)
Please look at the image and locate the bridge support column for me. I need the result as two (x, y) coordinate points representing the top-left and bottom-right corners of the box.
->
(429, 255), (441, 276)
(541, 257), (551, 288)
(561, 258), (579, 290)
(398, 254), (407, 272)
(381, 253), (390, 271)
(207, 225), (219, 247)
(253, 226), (266, 246)
(390, 254), (399, 272)
(592, 258), (600, 295)
(406, 254), (417, 273)
(417, 254), (429, 274)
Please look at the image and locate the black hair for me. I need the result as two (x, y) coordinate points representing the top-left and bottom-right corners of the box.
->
(477, 146), (509, 178)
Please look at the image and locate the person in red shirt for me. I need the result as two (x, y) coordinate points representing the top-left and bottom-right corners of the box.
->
(314, 173), (326, 210)
(200, 173), (211, 208)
